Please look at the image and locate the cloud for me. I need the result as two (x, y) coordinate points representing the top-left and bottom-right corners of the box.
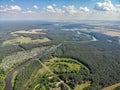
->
(45, 5), (65, 14)
(9, 5), (21, 11)
(63, 5), (90, 14)
(46, 5), (56, 13)
(0, 5), (22, 12)
(22, 10), (34, 14)
(45, 5), (90, 15)
(115, 4), (120, 12)
(64, 5), (78, 14)
(0, 3), (120, 20)
(33, 5), (39, 9)
(94, 0), (116, 11)
(80, 7), (90, 12)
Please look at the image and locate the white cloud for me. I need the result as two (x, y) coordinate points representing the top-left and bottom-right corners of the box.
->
(55, 8), (65, 14)
(45, 5), (65, 14)
(80, 7), (90, 12)
(63, 5), (90, 14)
(10, 5), (21, 11)
(45, 5), (90, 15)
(115, 5), (120, 12)
(0, 5), (21, 12)
(33, 5), (39, 9)
(94, 0), (116, 11)
(0, 3), (120, 20)
(46, 5), (56, 13)
(64, 5), (78, 14)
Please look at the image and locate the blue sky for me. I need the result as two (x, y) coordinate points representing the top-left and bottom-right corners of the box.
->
(0, 0), (120, 20)
(1, 0), (119, 9)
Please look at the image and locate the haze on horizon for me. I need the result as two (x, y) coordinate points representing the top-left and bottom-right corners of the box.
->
(0, 0), (120, 21)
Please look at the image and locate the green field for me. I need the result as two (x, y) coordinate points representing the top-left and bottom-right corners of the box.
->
(44, 58), (89, 74)
(75, 81), (91, 90)
(2, 36), (50, 45)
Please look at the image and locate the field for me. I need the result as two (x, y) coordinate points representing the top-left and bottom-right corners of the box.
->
(44, 57), (89, 74)
(2, 36), (50, 45)
(11, 29), (46, 34)
(104, 31), (120, 37)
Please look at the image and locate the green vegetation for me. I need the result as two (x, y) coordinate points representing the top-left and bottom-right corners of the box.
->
(54, 39), (120, 89)
(11, 71), (18, 88)
(13, 57), (90, 90)
(75, 81), (91, 90)
(0, 68), (5, 90)
(13, 59), (69, 90)
(43, 57), (90, 89)
(0, 47), (47, 71)
(13, 60), (42, 90)
(45, 58), (89, 74)
(2, 36), (50, 45)
(102, 83), (120, 90)
(115, 86), (120, 90)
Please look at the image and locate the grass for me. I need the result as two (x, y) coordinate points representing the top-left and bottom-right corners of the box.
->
(102, 83), (120, 90)
(2, 36), (50, 45)
(11, 71), (18, 88)
(45, 57), (89, 74)
(74, 81), (91, 90)
(51, 62), (81, 73)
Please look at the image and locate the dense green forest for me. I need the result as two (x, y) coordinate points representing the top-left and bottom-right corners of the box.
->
(53, 36), (120, 90)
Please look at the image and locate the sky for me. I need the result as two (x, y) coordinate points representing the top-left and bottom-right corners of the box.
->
(0, 0), (120, 21)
